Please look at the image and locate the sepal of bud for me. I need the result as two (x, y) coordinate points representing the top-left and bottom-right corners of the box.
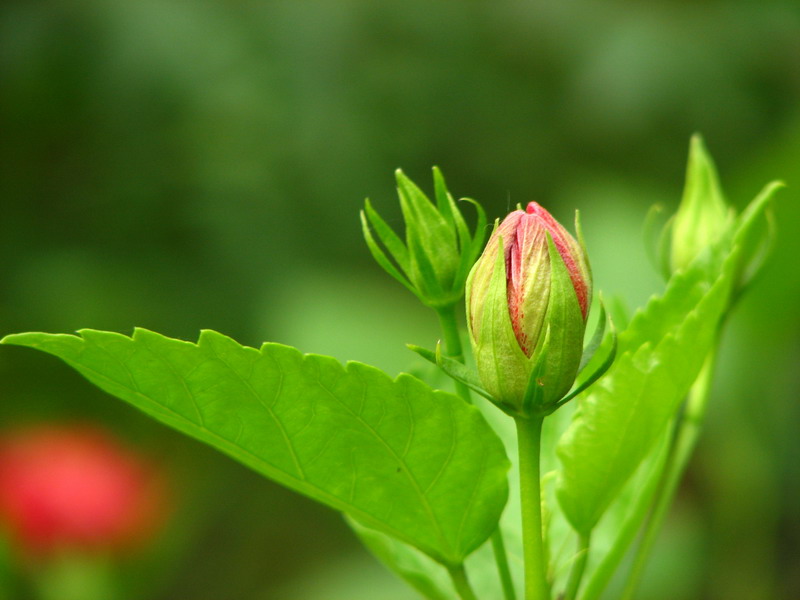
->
(361, 168), (487, 309)
(528, 234), (588, 410)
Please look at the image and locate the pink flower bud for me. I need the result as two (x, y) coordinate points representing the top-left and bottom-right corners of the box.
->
(0, 424), (169, 558)
(466, 202), (592, 413)
(504, 203), (591, 352)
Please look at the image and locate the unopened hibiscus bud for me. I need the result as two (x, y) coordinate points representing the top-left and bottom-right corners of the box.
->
(0, 424), (169, 558)
(670, 135), (734, 274)
(466, 202), (591, 415)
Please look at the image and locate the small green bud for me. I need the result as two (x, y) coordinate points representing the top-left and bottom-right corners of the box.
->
(361, 168), (486, 309)
(466, 202), (592, 415)
(670, 135), (735, 273)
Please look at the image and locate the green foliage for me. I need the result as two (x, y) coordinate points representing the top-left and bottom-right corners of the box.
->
(555, 180), (781, 535)
(349, 394), (528, 600)
(557, 241), (731, 533)
(0, 328), (510, 567)
(348, 519), (454, 600)
(576, 428), (671, 600)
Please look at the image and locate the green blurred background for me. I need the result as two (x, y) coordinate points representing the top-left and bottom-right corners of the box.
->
(1, 1), (799, 598)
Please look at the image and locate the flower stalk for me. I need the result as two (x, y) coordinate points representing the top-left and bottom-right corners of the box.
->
(516, 415), (549, 600)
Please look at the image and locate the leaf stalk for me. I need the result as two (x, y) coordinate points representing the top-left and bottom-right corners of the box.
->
(563, 533), (591, 600)
(448, 564), (479, 600)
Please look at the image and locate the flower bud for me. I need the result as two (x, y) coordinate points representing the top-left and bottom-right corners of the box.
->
(670, 135), (734, 274)
(361, 168), (487, 309)
(0, 424), (170, 558)
(466, 202), (591, 415)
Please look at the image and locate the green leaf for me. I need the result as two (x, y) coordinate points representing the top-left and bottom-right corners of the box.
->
(555, 244), (738, 534)
(348, 518), (454, 600)
(730, 180), (783, 296)
(353, 393), (527, 600)
(1, 328), (510, 566)
(577, 426), (671, 600)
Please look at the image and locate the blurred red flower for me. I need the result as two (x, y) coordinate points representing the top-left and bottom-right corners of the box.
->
(0, 424), (169, 558)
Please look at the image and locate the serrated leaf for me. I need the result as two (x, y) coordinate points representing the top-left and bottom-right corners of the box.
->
(555, 245), (738, 534)
(730, 180), (783, 296)
(577, 426), (671, 600)
(1, 328), (510, 566)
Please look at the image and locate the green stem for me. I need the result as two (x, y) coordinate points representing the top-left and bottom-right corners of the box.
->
(435, 306), (473, 400)
(448, 564), (479, 600)
(516, 415), (549, 600)
(563, 533), (591, 600)
(491, 525), (518, 600)
(620, 350), (718, 600)
(436, 304), (517, 600)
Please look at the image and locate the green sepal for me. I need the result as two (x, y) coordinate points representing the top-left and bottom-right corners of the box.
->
(396, 169), (460, 296)
(578, 299), (608, 374)
(657, 216), (675, 281)
(407, 343), (495, 403)
(555, 307), (617, 409)
(432, 166), (488, 300)
(520, 325), (552, 416)
(642, 203), (669, 278)
(406, 225), (448, 303)
(532, 233), (587, 409)
(360, 206), (420, 300)
(433, 166), (457, 229)
(573, 210), (593, 287)
(468, 235), (530, 410)
(453, 198), (488, 296)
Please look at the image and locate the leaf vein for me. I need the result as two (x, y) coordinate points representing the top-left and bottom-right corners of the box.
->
(314, 373), (452, 557)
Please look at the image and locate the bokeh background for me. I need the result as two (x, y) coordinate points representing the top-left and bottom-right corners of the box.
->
(1, 1), (799, 599)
